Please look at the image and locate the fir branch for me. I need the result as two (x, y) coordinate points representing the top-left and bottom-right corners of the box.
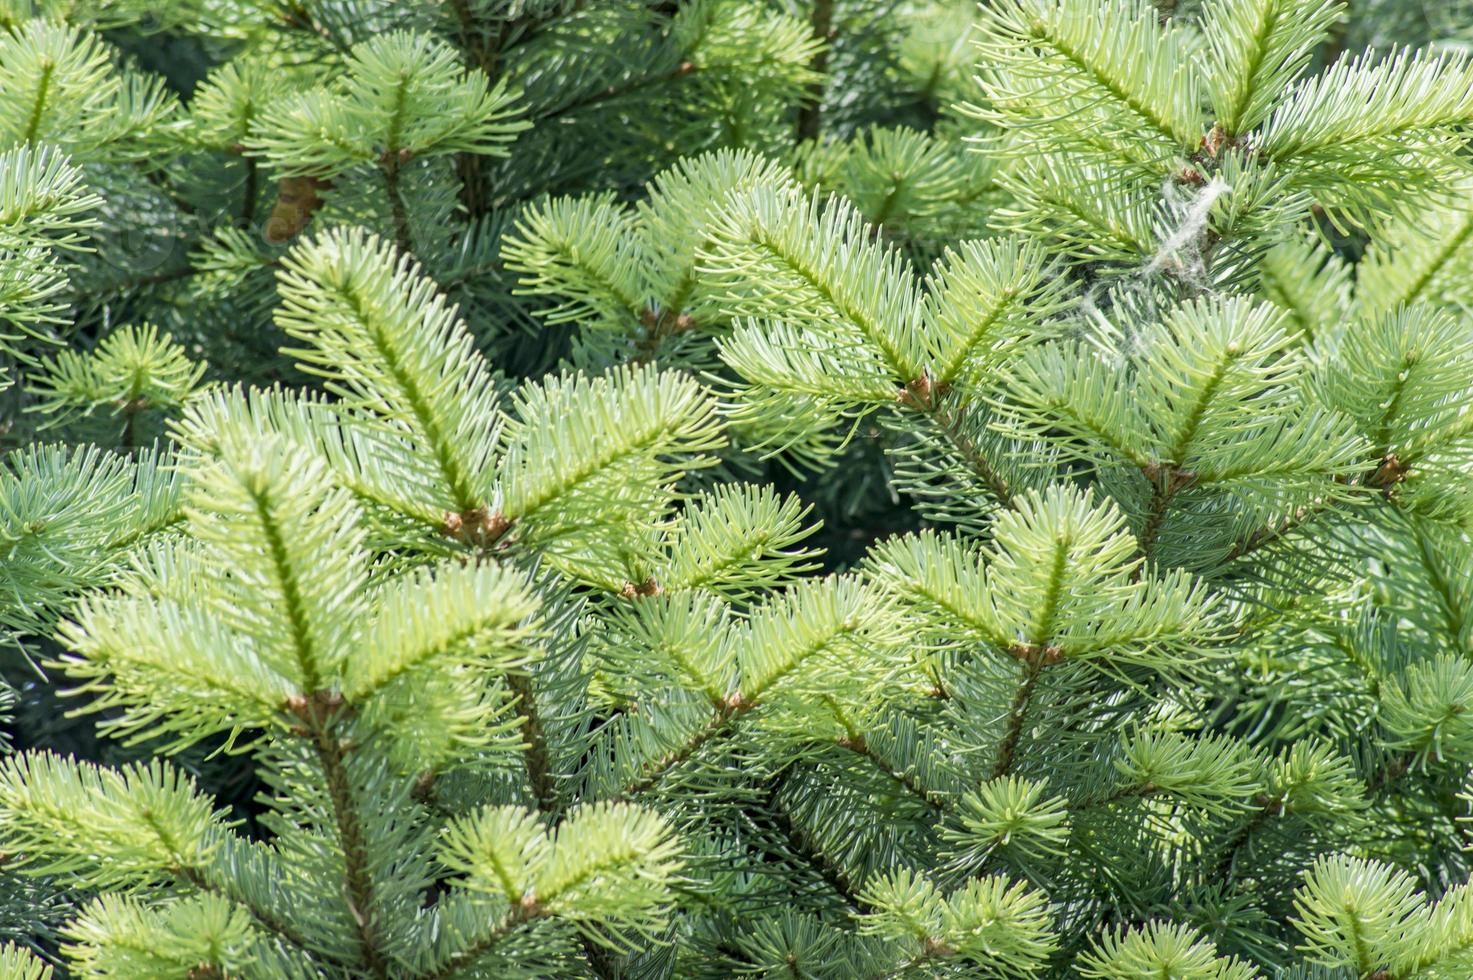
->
(1134, 484), (1171, 565)
(1405, 222), (1473, 307)
(739, 208), (913, 381)
(1207, 793), (1282, 882)
(615, 700), (741, 801)
(1162, 345), (1241, 468)
(1203, 0), (1346, 137)
(991, 535), (1072, 779)
(1260, 46), (1473, 163)
(246, 479), (324, 693)
(1411, 522), (1470, 651)
(69, 265), (206, 302)
(421, 899), (542, 980)
(22, 58), (54, 146)
(976, 0), (1204, 157)
(275, 0), (352, 53)
(768, 769), (868, 913)
(314, 703), (389, 979)
(176, 859), (316, 957)
(430, 802), (679, 978)
(534, 61), (699, 125)
(1035, 25), (1185, 145)
(992, 659), (1045, 781)
(275, 228), (499, 518)
(834, 732), (948, 816)
(246, 474), (387, 976)
(1221, 505), (1316, 563)
(1355, 204), (1473, 315)
(616, 581), (880, 798)
(925, 404), (1016, 508)
(1133, 464), (1200, 564)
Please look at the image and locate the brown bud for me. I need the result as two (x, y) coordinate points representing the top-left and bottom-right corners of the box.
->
(481, 511), (511, 540)
(1165, 467), (1198, 494)
(897, 374), (935, 410)
(264, 175), (329, 244)
(923, 937), (956, 957)
(1007, 643), (1064, 666)
(441, 508), (512, 547)
(413, 769), (437, 801)
(1368, 453), (1407, 489)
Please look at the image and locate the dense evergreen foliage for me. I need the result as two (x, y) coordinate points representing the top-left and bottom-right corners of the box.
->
(5, 0), (1473, 976)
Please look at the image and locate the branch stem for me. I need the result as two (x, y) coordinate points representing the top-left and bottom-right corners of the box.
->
(382, 159), (414, 256)
(313, 721), (391, 980)
(508, 671), (560, 814)
(241, 157), (259, 225)
(796, 0), (834, 140)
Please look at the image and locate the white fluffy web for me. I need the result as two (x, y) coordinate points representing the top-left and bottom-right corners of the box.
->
(1142, 175), (1233, 287)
